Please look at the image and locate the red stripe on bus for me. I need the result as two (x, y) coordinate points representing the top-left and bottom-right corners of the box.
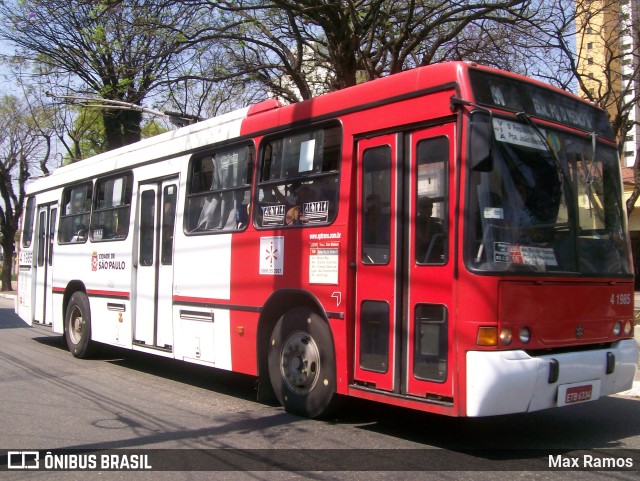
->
(86, 289), (130, 299)
(52, 286), (130, 299)
(173, 295), (217, 305)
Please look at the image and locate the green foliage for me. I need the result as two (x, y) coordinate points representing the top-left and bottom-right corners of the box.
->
(0, 0), (207, 150)
(65, 106), (107, 162)
(141, 119), (169, 139)
(0, 94), (50, 290)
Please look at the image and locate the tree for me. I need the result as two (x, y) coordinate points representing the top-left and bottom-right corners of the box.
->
(508, 1), (640, 214)
(174, 0), (533, 103)
(0, 0), (205, 150)
(55, 106), (169, 163)
(59, 106), (108, 162)
(0, 95), (52, 291)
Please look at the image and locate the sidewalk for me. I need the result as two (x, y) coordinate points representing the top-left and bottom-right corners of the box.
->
(621, 297), (640, 396)
(0, 281), (16, 300)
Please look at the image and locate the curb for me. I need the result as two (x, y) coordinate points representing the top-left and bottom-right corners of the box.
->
(0, 291), (17, 312)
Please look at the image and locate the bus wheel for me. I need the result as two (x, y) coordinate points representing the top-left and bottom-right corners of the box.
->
(268, 307), (336, 418)
(64, 292), (93, 358)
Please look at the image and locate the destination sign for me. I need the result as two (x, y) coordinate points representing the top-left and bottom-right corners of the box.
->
(468, 69), (614, 140)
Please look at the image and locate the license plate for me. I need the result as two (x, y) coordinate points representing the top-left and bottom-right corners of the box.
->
(565, 385), (592, 404)
(557, 380), (600, 406)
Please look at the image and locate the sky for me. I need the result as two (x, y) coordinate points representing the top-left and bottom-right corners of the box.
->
(0, 38), (15, 93)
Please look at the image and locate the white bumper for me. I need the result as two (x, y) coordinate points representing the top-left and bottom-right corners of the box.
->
(466, 339), (638, 417)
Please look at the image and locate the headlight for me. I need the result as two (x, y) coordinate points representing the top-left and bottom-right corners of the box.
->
(499, 328), (512, 345)
(519, 327), (531, 343)
(623, 320), (632, 336)
(612, 321), (622, 336)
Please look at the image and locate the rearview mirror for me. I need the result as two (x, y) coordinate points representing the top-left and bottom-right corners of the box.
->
(469, 114), (493, 172)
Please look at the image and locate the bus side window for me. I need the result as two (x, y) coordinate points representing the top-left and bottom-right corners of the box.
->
(90, 173), (133, 241)
(255, 125), (341, 228)
(185, 145), (254, 233)
(59, 182), (93, 244)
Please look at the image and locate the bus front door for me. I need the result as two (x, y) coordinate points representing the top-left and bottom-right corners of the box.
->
(134, 179), (178, 351)
(355, 125), (455, 402)
(355, 135), (399, 392)
(33, 203), (57, 326)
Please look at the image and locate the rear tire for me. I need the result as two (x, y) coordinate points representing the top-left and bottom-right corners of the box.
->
(268, 307), (337, 418)
(64, 291), (93, 358)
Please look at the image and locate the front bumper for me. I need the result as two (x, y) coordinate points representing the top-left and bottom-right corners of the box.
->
(466, 339), (638, 417)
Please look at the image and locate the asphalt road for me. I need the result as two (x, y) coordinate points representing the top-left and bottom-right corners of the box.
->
(1, 296), (639, 480)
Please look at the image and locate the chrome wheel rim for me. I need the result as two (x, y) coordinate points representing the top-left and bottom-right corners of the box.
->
(69, 306), (84, 345)
(280, 331), (320, 394)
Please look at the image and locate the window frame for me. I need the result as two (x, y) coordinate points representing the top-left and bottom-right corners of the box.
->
(254, 123), (342, 230)
(184, 142), (255, 235)
(90, 172), (133, 242)
(361, 145), (392, 265)
(58, 181), (93, 245)
(415, 136), (449, 265)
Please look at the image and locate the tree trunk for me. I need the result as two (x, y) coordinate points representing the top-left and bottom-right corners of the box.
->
(1, 239), (14, 291)
(102, 108), (143, 151)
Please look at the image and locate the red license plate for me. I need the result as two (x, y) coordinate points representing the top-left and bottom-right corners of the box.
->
(565, 385), (593, 404)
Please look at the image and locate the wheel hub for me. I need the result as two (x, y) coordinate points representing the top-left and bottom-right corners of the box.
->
(281, 331), (320, 394)
(69, 307), (84, 344)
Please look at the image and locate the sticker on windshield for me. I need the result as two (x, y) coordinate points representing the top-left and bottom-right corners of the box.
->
(483, 207), (504, 219)
(493, 118), (547, 151)
(547, 132), (562, 153)
(494, 242), (558, 266)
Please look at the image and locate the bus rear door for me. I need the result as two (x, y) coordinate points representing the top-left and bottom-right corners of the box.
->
(33, 203), (57, 326)
(134, 178), (178, 351)
(354, 124), (455, 402)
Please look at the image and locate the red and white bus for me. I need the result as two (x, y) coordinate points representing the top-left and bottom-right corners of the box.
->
(16, 61), (638, 418)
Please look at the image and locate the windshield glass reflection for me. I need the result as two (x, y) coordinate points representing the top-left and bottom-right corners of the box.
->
(467, 117), (631, 276)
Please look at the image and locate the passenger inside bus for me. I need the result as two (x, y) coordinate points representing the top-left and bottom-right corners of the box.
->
(258, 182), (323, 226)
(285, 183), (317, 225)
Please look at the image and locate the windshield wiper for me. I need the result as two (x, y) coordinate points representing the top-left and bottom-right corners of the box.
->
(586, 132), (598, 184)
(515, 111), (580, 268)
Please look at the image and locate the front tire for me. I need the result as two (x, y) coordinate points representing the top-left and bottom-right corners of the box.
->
(65, 291), (93, 358)
(268, 307), (337, 418)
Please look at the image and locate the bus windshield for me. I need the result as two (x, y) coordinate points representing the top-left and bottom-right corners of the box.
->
(467, 115), (631, 276)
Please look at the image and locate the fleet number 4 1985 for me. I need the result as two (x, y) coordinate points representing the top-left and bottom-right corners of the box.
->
(611, 293), (632, 305)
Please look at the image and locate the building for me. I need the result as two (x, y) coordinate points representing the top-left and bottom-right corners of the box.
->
(577, 0), (640, 285)
(620, 0), (640, 167)
(576, 0), (639, 168)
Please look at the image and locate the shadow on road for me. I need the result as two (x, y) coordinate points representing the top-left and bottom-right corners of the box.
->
(0, 307), (29, 329)
(331, 389), (640, 452)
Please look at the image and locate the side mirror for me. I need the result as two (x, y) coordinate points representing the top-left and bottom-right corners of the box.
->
(469, 115), (493, 172)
